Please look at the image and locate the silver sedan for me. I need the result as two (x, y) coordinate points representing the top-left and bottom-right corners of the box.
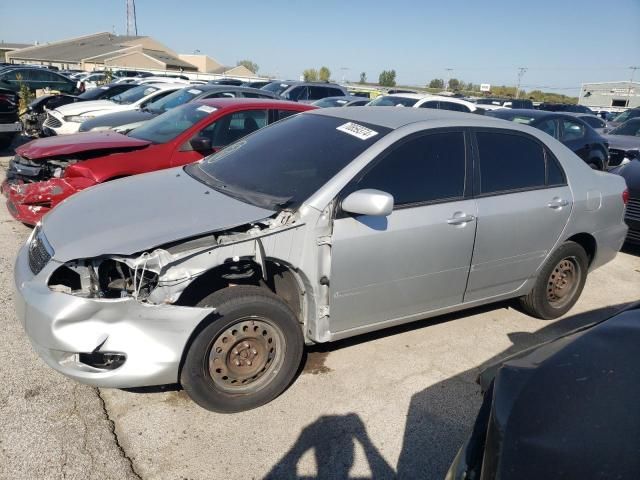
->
(14, 107), (628, 412)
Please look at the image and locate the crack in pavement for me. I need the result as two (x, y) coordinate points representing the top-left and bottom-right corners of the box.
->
(95, 388), (143, 480)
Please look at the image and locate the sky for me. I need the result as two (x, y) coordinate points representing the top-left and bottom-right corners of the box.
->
(1, 0), (639, 95)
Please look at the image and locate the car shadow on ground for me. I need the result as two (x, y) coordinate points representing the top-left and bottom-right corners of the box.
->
(267, 302), (633, 480)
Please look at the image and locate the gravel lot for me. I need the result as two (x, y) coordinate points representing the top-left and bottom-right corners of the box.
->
(1, 143), (639, 480)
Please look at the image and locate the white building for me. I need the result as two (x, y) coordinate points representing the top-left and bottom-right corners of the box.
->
(579, 81), (640, 111)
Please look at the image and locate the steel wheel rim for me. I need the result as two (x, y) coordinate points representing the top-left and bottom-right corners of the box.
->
(207, 316), (285, 393)
(546, 256), (580, 309)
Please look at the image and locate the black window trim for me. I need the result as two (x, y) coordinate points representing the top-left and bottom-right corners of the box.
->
(471, 127), (568, 199)
(337, 127), (472, 213)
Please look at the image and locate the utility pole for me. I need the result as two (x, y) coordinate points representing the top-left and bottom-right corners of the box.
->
(341, 67), (349, 84)
(515, 67), (527, 99)
(445, 68), (453, 91)
(628, 66), (638, 107)
(126, 0), (138, 36)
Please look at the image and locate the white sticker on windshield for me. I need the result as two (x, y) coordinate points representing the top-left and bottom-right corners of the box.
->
(197, 105), (217, 113)
(188, 89), (202, 95)
(100, 86), (109, 90)
(336, 122), (378, 140)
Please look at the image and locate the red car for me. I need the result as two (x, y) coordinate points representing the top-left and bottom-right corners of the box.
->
(4, 99), (314, 225)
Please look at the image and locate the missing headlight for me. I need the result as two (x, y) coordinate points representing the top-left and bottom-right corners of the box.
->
(48, 257), (159, 299)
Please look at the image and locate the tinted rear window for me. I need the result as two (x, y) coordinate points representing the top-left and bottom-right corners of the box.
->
(476, 131), (546, 194)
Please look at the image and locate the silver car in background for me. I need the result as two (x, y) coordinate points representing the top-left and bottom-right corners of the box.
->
(14, 108), (628, 412)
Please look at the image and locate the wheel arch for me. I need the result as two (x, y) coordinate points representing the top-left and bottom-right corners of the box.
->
(175, 257), (313, 383)
(565, 232), (597, 266)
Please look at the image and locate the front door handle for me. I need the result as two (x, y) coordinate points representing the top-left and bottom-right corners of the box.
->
(447, 213), (476, 225)
(547, 198), (569, 209)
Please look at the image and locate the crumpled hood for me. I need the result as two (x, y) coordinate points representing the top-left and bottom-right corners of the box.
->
(42, 167), (275, 261)
(79, 110), (157, 132)
(603, 134), (640, 151)
(16, 131), (151, 160)
(54, 99), (124, 116)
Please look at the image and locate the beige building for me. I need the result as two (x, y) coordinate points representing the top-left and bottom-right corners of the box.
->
(6, 32), (197, 72)
(178, 54), (255, 76)
(0, 42), (30, 62)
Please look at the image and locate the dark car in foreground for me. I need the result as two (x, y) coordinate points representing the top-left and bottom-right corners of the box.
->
(447, 302), (640, 480)
(23, 83), (139, 136)
(488, 109), (609, 170)
(78, 85), (276, 133)
(0, 87), (20, 149)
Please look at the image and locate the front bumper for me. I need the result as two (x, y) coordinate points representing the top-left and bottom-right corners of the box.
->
(14, 243), (214, 388)
(4, 176), (97, 225)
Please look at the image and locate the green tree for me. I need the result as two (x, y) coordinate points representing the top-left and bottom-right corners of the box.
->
(448, 78), (460, 90)
(318, 66), (331, 82)
(101, 68), (113, 86)
(303, 68), (318, 81)
(237, 60), (259, 74)
(15, 73), (34, 113)
(428, 78), (444, 89)
(378, 69), (396, 87)
(359, 72), (367, 84)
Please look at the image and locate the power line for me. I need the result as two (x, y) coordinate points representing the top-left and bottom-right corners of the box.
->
(515, 67), (527, 99)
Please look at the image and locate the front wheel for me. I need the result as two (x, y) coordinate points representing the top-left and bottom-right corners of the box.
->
(518, 241), (589, 320)
(181, 286), (304, 413)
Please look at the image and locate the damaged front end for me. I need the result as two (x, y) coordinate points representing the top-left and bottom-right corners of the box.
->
(45, 210), (302, 306)
(3, 154), (79, 189)
(5, 176), (96, 225)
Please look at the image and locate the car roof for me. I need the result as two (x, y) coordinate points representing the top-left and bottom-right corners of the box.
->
(307, 106), (510, 129)
(490, 108), (561, 119)
(144, 83), (186, 90)
(192, 98), (315, 110)
(181, 84), (273, 94)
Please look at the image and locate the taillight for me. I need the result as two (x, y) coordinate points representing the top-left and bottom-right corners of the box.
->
(623, 189), (629, 205)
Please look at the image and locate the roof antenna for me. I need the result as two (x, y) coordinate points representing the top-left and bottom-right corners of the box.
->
(126, 0), (138, 36)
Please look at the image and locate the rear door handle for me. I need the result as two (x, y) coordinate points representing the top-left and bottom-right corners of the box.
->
(447, 213), (476, 225)
(547, 198), (569, 209)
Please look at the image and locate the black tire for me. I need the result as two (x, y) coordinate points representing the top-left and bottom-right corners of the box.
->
(518, 241), (589, 320)
(180, 286), (304, 413)
(587, 150), (605, 170)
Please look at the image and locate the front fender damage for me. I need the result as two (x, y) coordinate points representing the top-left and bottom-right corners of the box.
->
(48, 210), (306, 306)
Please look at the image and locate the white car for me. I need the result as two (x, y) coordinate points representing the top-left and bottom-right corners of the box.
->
(369, 93), (478, 113)
(42, 83), (184, 135)
(136, 76), (191, 85)
(77, 72), (107, 90)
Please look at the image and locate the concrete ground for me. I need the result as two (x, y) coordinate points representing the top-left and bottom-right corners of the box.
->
(1, 143), (639, 480)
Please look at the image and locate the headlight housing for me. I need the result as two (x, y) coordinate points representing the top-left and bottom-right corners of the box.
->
(64, 115), (95, 123)
(48, 257), (159, 299)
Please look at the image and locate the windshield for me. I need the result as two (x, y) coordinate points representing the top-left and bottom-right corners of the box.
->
(612, 110), (632, 123)
(78, 86), (112, 100)
(110, 85), (159, 105)
(262, 82), (291, 95)
(185, 114), (391, 210)
(128, 103), (216, 144)
(145, 87), (203, 114)
(609, 119), (640, 136)
(313, 98), (349, 108)
(368, 96), (419, 107)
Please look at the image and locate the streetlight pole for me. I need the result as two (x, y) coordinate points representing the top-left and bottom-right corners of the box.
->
(628, 66), (638, 107)
(341, 67), (349, 84)
(445, 68), (453, 91)
(515, 67), (527, 99)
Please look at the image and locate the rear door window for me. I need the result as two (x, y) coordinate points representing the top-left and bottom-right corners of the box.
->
(475, 131), (546, 194)
(308, 86), (329, 100)
(439, 101), (470, 112)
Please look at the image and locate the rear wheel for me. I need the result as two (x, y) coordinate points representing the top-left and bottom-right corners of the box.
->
(0, 133), (16, 151)
(180, 286), (304, 413)
(518, 241), (588, 320)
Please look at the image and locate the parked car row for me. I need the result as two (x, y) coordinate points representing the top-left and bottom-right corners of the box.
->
(6, 101), (630, 414)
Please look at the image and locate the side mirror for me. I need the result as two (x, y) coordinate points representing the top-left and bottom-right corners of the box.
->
(342, 189), (394, 217)
(190, 136), (213, 152)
